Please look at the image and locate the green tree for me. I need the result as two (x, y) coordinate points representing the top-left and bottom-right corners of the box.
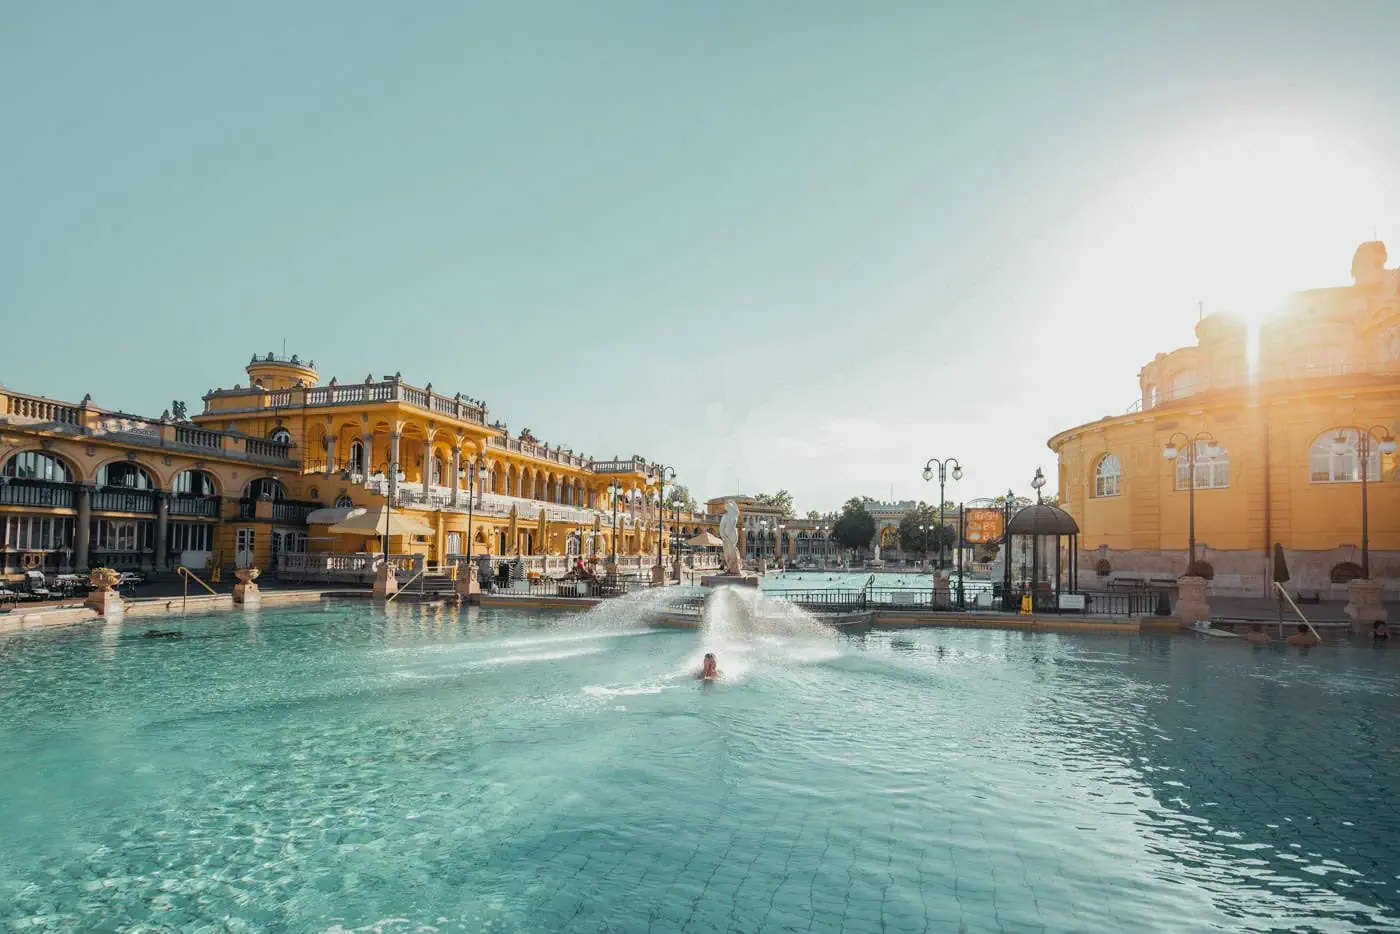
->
(831, 499), (876, 553)
(754, 490), (795, 517)
(805, 510), (821, 520)
(664, 484), (697, 513)
(896, 503), (940, 553)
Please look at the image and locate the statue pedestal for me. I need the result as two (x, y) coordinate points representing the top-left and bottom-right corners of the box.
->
(84, 568), (123, 617)
(933, 574), (950, 606)
(373, 561), (398, 599)
(1173, 575), (1211, 625)
(671, 554), (683, 582)
(85, 588), (124, 617)
(650, 563), (665, 585)
(700, 574), (760, 589)
(756, 557), (767, 575)
(1345, 579), (1387, 633)
(455, 572), (481, 601)
(232, 568), (261, 607)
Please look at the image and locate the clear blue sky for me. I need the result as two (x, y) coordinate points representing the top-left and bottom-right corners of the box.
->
(4, 1), (1399, 512)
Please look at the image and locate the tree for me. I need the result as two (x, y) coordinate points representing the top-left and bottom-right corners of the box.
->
(754, 490), (794, 518)
(664, 484), (697, 513)
(896, 503), (958, 556)
(831, 499), (876, 553)
(805, 510), (821, 520)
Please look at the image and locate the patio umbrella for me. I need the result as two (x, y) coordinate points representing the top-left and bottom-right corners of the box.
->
(327, 505), (434, 539)
(1271, 543), (1290, 586)
(686, 531), (723, 548)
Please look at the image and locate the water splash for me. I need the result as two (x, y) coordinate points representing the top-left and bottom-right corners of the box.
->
(692, 586), (839, 681)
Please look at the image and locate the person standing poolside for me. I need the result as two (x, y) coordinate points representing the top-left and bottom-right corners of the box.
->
(1373, 620), (1390, 642)
(1244, 623), (1271, 644)
(1286, 624), (1321, 647)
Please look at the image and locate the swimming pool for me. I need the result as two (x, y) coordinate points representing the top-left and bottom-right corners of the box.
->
(2, 600), (1397, 932)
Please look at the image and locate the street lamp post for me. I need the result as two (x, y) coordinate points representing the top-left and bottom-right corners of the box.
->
(609, 480), (622, 561)
(1331, 426), (1397, 579)
(464, 452), (480, 576)
(374, 460), (402, 558)
(921, 457), (963, 570)
(1162, 431), (1218, 572)
(657, 466), (676, 576)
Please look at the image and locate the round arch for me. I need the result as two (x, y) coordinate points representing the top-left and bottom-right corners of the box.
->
(244, 477), (287, 501)
(172, 468), (220, 497)
(94, 459), (159, 490)
(2, 449), (79, 483)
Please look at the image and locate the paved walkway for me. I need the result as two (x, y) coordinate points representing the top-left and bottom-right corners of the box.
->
(1207, 594), (1398, 622)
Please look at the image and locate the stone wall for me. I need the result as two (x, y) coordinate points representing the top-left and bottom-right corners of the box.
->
(1077, 545), (1400, 597)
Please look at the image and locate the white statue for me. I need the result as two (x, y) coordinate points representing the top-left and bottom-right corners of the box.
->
(719, 500), (741, 575)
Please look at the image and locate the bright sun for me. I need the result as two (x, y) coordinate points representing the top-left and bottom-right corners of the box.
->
(1054, 117), (1400, 355)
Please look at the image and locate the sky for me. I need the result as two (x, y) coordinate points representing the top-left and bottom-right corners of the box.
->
(4, 1), (1400, 513)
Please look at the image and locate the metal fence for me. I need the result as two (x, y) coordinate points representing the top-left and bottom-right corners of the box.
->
(487, 576), (661, 599)
(764, 587), (1168, 618)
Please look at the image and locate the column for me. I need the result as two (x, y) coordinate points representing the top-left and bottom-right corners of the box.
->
(388, 431), (401, 502)
(154, 491), (170, 572)
(74, 485), (92, 572)
(361, 432), (374, 486)
(450, 448), (461, 507)
(324, 435), (335, 476)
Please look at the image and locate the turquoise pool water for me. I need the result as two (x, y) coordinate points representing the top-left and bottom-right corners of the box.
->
(2, 600), (1398, 932)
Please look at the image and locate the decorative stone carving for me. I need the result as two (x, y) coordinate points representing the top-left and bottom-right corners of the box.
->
(233, 567), (262, 606)
(84, 567), (124, 616)
(1345, 578), (1386, 633)
(1174, 575), (1211, 625)
(373, 559), (398, 599)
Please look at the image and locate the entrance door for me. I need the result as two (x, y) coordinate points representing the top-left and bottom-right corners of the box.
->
(235, 528), (255, 568)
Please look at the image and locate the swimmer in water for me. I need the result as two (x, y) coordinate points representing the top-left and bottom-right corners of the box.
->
(698, 652), (722, 680)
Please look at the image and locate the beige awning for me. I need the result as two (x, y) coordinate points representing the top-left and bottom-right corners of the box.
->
(686, 531), (723, 547)
(327, 505), (435, 538)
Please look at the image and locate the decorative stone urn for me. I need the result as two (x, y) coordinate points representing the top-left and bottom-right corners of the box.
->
(1345, 578), (1387, 633)
(233, 567), (262, 606)
(1173, 575), (1211, 625)
(84, 567), (124, 616)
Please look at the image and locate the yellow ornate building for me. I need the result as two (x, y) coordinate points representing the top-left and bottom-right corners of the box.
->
(1049, 241), (1400, 597)
(1, 353), (669, 579)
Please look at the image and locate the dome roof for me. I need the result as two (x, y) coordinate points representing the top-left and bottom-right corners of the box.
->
(1006, 503), (1079, 536)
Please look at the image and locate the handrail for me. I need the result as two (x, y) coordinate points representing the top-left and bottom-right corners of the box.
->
(177, 566), (218, 612)
(1274, 582), (1322, 641)
(385, 568), (426, 603)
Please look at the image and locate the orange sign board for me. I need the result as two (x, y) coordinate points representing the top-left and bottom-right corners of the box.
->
(963, 508), (1003, 544)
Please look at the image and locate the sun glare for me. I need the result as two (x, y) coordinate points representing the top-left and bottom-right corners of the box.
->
(1055, 119), (1399, 364)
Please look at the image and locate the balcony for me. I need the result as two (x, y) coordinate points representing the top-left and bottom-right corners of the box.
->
(0, 478), (76, 509)
(170, 494), (220, 517)
(205, 377), (488, 426)
(3, 391), (82, 426)
(91, 488), (156, 514)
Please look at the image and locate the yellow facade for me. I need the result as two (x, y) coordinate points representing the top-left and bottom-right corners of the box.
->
(2, 352), (670, 579)
(1049, 241), (1400, 597)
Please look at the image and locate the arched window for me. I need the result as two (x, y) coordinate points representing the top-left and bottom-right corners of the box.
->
(172, 469), (217, 496)
(1093, 454), (1121, 497)
(1176, 441), (1229, 490)
(2, 451), (73, 483)
(1310, 429), (1382, 483)
(348, 440), (365, 474)
(1168, 372), (1195, 401)
(245, 477), (286, 501)
(1144, 384), (1157, 408)
(268, 427), (292, 444)
(97, 462), (156, 490)
(334, 494), (354, 508)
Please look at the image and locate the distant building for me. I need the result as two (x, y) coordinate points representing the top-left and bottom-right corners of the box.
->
(1049, 241), (1400, 596)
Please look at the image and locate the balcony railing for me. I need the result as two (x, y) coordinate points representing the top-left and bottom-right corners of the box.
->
(91, 488), (156, 514)
(590, 457), (658, 478)
(485, 434), (589, 469)
(170, 494), (220, 517)
(174, 426), (224, 450)
(210, 378), (488, 426)
(245, 438), (293, 460)
(271, 500), (318, 524)
(3, 391), (82, 426)
(0, 478), (76, 508)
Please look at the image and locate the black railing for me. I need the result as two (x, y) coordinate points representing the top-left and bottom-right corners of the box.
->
(0, 479), (76, 508)
(484, 575), (662, 599)
(169, 494), (220, 517)
(762, 586), (1164, 619)
(238, 498), (257, 519)
(271, 500), (318, 524)
(90, 488), (156, 513)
